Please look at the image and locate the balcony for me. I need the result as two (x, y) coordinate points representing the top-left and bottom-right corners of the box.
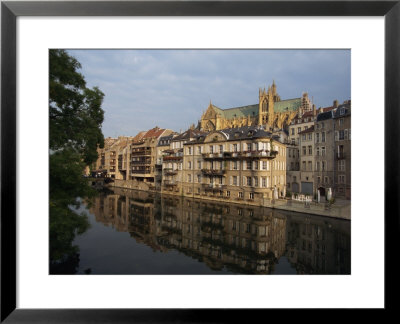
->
(202, 183), (226, 191)
(163, 181), (178, 187)
(131, 149), (151, 156)
(202, 152), (225, 159)
(131, 160), (151, 165)
(238, 150), (278, 159)
(164, 169), (178, 176)
(131, 170), (151, 174)
(336, 152), (346, 159)
(163, 155), (183, 161)
(201, 169), (226, 176)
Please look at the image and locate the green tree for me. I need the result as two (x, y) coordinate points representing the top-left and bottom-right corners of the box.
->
(49, 50), (105, 273)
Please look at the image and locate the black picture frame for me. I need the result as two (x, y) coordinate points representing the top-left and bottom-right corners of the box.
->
(1, 0), (398, 322)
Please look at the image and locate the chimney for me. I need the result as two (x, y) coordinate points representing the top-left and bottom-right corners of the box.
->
(333, 100), (339, 108)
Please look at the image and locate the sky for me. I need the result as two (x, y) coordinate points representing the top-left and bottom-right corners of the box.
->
(68, 49), (351, 138)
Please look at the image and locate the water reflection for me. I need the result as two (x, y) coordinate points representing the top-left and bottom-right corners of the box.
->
(77, 188), (350, 274)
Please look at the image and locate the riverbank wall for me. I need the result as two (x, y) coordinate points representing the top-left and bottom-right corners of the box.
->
(107, 179), (350, 220)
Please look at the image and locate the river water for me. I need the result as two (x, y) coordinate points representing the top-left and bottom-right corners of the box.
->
(64, 188), (350, 275)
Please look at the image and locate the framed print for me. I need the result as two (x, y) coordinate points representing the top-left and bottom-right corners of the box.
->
(1, 0), (399, 322)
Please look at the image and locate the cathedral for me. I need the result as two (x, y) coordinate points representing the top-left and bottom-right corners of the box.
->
(199, 81), (314, 132)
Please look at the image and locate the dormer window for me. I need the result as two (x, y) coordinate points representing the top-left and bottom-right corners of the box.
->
(247, 130), (254, 137)
(340, 108), (345, 115)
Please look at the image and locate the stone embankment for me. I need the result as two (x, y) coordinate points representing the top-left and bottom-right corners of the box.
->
(105, 179), (350, 220)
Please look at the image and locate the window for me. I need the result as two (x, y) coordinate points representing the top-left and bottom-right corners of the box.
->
(316, 162), (320, 171)
(316, 133), (320, 143)
(339, 175), (345, 183)
(226, 191), (230, 197)
(219, 145), (223, 153)
(198, 146), (202, 154)
(238, 192), (244, 198)
(339, 160), (345, 171)
(304, 126), (308, 130)
(197, 161), (201, 169)
(316, 147), (320, 156)
(308, 133), (312, 140)
(339, 130), (344, 140)
(339, 118), (344, 126)
(302, 161), (306, 171)
(291, 128), (295, 135)
(233, 161), (238, 170)
(188, 147), (192, 155)
(291, 138), (295, 145)
(302, 146), (306, 155)
(254, 161), (259, 170)
(249, 193), (254, 200)
(233, 176), (238, 186)
(254, 177), (258, 187)
(262, 177), (266, 187)
(247, 143), (251, 151)
(188, 161), (192, 169)
(324, 176), (329, 184)
(247, 161), (252, 170)
(197, 174), (201, 183)
(233, 144), (238, 152)
(209, 145), (213, 153)
(321, 147), (326, 156)
(308, 161), (312, 171)
(302, 134), (306, 140)
(322, 132), (326, 142)
(322, 161), (326, 171)
(188, 174), (192, 183)
(338, 145), (344, 158)
(308, 146), (312, 155)
(247, 177), (252, 186)
(340, 108), (345, 115)
(297, 127), (301, 134)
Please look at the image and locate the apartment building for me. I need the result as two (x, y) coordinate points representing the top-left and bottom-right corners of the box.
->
(156, 134), (176, 191)
(160, 129), (206, 194)
(131, 127), (174, 186)
(298, 125), (315, 195)
(181, 125), (287, 204)
(333, 102), (351, 199)
(286, 111), (315, 193)
(314, 110), (336, 199)
(92, 137), (118, 177)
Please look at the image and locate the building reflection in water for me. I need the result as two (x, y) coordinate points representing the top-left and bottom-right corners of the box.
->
(88, 188), (350, 274)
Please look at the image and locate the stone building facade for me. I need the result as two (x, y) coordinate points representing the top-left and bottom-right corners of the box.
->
(181, 126), (287, 204)
(286, 111), (316, 194)
(130, 127), (174, 186)
(298, 125), (315, 195)
(314, 111), (336, 199)
(333, 102), (351, 199)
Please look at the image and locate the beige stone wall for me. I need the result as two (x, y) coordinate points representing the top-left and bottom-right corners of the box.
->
(334, 113), (351, 199)
(181, 134), (287, 204)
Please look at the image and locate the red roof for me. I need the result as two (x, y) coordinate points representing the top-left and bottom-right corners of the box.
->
(143, 127), (166, 139)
